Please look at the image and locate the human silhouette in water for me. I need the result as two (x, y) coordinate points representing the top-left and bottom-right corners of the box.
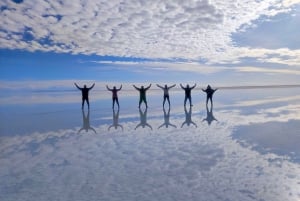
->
(156, 84), (176, 108)
(180, 83), (196, 107)
(133, 84), (151, 108)
(202, 104), (218, 126)
(202, 85), (218, 106)
(158, 107), (177, 129)
(74, 83), (95, 109)
(181, 105), (197, 128)
(135, 107), (152, 130)
(108, 108), (123, 131)
(106, 85), (122, 109)
(78, 109), (96, 134)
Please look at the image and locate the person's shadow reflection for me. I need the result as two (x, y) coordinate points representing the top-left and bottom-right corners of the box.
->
(181, 105), (197, 128)
(158, 107), (177, 129)
(108, 108), (123, 131)
(135, 107), (152, 130)
(202, 104), (218, 125)
(78, 109), (96, 134)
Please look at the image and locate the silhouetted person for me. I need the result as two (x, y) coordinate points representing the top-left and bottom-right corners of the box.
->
(202, 104), (218, 126)
(108, 108), (123, 131)
(157, 84), (176, 108)
(133, 84), (151, 108)
(74, 83), (95, 109)
(135, 107), (152, 130)
(180, 83), (196, 107)
(181, 105), (197, 128)
(158, 107), (176, 129)
(106, 85), (122, 109)
(202, 85), (218, 106)
(78, 109), (96, 134)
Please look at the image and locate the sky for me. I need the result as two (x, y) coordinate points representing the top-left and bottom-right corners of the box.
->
(1, 0), (300, 89)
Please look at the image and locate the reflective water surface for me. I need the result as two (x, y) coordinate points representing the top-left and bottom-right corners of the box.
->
(0, 88), (300, 201)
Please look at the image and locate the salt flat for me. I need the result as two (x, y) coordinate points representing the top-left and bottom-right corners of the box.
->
(0, 87), (300, 201)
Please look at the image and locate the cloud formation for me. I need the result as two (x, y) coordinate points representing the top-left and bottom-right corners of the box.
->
(1, 0), (300, 65)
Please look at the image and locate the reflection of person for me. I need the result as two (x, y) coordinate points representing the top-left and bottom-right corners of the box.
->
(78, 109), (96, 134)
(74, 83), (95, 109)
(202, 85), (218, 106)
(135, 107), (152, 130)
(180, 83), (196, 107)
(181, 106), (197, 128)
(108, 108), (123, 131)
(158, 107), (176, 129)
(106, 85), (122, 109)
(156, 84), (176, 108)
(133, 84), (151, 108)
(202, 104), (218, 125)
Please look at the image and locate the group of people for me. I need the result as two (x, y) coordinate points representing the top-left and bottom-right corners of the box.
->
(74, 83), (218, 109)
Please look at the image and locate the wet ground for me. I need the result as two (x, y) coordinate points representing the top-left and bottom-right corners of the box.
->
(0, 87), (300, 201)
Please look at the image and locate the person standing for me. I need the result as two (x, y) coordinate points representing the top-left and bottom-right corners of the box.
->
(156, 84), (176, 108)
(202, 85), (218, 106)
(180, 83), (196, 107)
(106, 85), (122, 109)
(133, 84), (151, 108)
(74, 83), (95, 109)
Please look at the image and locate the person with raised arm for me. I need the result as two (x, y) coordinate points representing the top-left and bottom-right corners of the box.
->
(133, 84), (152, 108)
(180, 83), (196, 107)
(156, 84), (176, 108)
(74, 82), (95, 109)
(202, 85), (218, 106)
(106, 85), (122, 109)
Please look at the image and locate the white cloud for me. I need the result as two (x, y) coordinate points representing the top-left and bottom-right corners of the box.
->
(1, 0), (300, 67)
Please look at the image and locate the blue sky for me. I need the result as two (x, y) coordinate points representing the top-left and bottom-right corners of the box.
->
(1, 0), (300, 88)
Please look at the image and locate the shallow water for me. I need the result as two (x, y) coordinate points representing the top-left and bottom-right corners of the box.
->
(0, 87), (300, 201)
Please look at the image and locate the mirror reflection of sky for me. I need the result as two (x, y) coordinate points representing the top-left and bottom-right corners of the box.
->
(1, 87), (300, 201)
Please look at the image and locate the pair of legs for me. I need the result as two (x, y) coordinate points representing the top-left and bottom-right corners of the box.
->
(163, 95), (170, 107)
(112, 97), (119, 109)
(184, 96), (192, 107)
(139, 97), (148, 108)
(206, 95), (213, 106)
(82, 98), (90, 109)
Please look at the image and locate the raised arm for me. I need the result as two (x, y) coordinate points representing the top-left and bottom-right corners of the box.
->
(74, 83), (81, 90)
(133, 85), (139, 90)
(168, 84), (176, 89)
(156, 84), (163, 89)
(106, 85), (112, 91)
(145, 84), (152, 90)
(89, 83), (95, 90)
(118, 85), (122, 91)
(180, 84), (185, 89)
(191, 83), (197, 89)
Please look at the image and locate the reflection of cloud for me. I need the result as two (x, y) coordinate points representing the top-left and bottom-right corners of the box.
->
(1, 110), (299, 201)
(233, 120), (300, 162)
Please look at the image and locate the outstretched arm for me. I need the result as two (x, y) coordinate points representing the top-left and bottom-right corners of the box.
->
(89, 83), (95, 90)
(118, 85), (122, 91)
(180, 84), (184, 89)
(106, 85), (112, 91)
(145, 84), (152, 90)
(169, 84), (176, 89)
(202, 89), (206, 92)
(74, 83), (81, 90)
(133, 85), (139, 90)
(191, 83), (197, 89)
(156, 84), (163, 89)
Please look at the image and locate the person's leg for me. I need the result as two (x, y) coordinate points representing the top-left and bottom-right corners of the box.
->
(139, 97), (142, 108)
(116, 98), (120, 108)
(166, 96), (170, 107)
(189, 96), (192, 106)
(163, 96), (166, 107)
(144, 98), (148, 108)
(184, 96), (187, 106)
(82, 98), (84, 109)
(112, 98), (115, 109)
(86, 98), (90, 109)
